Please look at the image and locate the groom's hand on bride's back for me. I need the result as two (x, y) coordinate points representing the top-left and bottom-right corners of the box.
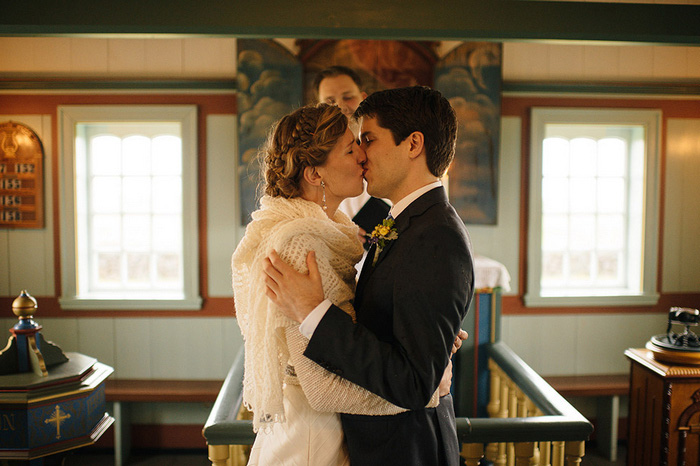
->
(263, 250), (325, 323)
(439, 330), (468, 397)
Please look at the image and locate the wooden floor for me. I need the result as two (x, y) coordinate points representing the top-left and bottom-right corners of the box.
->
(59, 444), (625, 466)
(61, 449), (210, 466)
(581, 444), (626, 466)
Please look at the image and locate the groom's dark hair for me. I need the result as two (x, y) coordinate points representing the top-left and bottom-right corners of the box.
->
(353, 86), (457, 177)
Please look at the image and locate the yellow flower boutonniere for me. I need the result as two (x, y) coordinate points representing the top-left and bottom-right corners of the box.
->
(367, 218), (398, 265)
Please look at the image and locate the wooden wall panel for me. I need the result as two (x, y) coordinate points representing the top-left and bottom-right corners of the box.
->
(502, 42), (700, 82)
(663, 119), (700, 292)
(1, 114), (54, 297)
(206, 115), (240, 297)
(0, 37), (237, 78)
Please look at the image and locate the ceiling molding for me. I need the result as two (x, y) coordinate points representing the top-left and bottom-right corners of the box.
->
(2, 1), (700, 46)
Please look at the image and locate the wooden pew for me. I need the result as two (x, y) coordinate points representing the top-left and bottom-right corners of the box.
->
(544, 374), (629, 462)
(105, 379), (222, 466)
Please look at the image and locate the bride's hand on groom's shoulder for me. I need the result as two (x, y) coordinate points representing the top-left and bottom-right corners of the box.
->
(263, 249), (325, 323)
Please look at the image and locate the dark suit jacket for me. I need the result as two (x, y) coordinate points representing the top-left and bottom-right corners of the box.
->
(305, 187), (474, 466)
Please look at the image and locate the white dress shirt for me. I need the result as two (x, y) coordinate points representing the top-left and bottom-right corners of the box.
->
(299, 181), (443, 338)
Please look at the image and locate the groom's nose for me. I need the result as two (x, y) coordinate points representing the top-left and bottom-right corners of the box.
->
(355, 141), (367, 164)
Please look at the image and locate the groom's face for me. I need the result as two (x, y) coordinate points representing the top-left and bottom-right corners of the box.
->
(358, 116), (408, 202)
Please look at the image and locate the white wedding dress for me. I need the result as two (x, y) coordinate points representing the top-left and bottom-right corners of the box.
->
(246, 382), (350, 466)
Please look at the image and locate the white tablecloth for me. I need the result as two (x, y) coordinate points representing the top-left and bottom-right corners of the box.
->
(473, 254), (511, 292)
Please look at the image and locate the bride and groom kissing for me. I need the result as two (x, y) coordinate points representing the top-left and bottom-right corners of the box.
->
(233, 85), (474, 465)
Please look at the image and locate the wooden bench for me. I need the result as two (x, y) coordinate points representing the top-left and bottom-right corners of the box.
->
(105, 379), (222, 466)
(544, 374), (629, 462)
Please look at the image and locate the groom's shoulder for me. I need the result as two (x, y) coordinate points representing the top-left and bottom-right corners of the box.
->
(423, 198), (463, 226)
(422, 201), (471, 247)
(409, 202), (466, 241)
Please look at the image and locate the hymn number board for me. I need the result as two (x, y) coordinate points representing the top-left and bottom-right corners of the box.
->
(0, 121), (44, 229)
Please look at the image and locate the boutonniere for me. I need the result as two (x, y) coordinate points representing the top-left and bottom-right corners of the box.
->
(367, 218), (398, 266)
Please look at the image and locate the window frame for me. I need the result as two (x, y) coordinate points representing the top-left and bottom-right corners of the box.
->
(58, 105), (202, 310)
(526, 107), (661, 307)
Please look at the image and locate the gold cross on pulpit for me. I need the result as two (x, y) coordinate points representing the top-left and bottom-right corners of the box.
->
(44, 405), (71, 439)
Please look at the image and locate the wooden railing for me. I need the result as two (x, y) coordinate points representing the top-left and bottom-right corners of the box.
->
(202, 348), (254, 466)
(459, 341), (593, 465)
(203, 342), (593, 466)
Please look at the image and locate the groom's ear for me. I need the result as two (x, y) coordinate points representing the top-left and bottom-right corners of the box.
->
(303, 166), (322, 186)
(406, 131), (425, 159)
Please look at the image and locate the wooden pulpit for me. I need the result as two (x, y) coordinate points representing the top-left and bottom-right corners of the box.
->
(625, 347), (700, 465)
(0, 291), (114, 464)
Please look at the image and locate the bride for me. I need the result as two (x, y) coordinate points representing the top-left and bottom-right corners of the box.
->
(232, 103), (455, 465)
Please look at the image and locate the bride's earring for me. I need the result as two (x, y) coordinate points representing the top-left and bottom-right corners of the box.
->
(320, 180), (327, 211)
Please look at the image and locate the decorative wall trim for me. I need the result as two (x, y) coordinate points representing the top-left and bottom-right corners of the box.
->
(503, 81), (700, 97)
(0, 80), (237, 91)
(502, 293), (700, 316)
(0, 296), (235, 318)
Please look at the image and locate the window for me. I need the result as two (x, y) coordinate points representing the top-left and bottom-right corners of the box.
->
(59, 106), (201, 310)
(526, 108), (660, 307)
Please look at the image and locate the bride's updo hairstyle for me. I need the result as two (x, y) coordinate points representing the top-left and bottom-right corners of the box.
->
(263, 103), (347, 198)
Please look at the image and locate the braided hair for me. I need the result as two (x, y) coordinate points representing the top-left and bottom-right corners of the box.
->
(263, 103), (348, 198)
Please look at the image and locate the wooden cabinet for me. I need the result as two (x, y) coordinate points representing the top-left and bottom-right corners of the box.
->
(625, 348), (700, 466)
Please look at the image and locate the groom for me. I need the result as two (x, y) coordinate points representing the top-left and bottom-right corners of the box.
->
(264, 86), (474, 466)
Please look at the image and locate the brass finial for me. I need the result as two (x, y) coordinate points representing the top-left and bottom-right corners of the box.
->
(12, 290), (37, 319)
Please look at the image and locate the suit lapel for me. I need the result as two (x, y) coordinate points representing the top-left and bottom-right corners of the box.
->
(370, 187), (448, 268)
(355, 187), (449, 307)
(355, 243), (377, 302)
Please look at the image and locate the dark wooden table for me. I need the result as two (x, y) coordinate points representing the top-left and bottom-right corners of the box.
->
(625, 348), (700, 466)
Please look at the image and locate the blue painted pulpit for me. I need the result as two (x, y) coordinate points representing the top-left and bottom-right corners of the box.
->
(0, 291), (114, 463)
(453, 255), (510, 418)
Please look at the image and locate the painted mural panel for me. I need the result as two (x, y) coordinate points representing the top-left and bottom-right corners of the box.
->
(299, 39), (436, 103)
(436, 43), (502, 225)
(237, 39), (501, 226)
(301, 40), (501, 225)
(237, 39), (302, 224)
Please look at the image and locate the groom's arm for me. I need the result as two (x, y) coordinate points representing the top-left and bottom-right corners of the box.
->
(267, 218), (474, 409)
(307, 224), (472, 409)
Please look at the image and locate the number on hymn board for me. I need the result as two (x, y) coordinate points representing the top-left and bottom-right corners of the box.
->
(1, 195), (21, 206)
(0, 210), (21, 222)
(0, 178), (21, 190)
(15, 163), (35, 174)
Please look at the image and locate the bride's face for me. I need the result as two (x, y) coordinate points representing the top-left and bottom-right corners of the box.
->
(317, 127), (365, 203)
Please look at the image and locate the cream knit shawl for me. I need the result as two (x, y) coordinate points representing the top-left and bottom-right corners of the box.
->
(232, 195), (365, 431)
(233, 196), (440, 433)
